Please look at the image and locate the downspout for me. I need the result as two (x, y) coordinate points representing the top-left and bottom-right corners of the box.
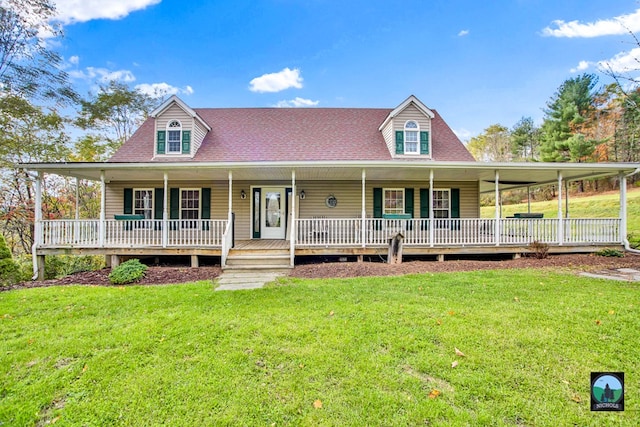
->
(622, 168), (640, 254)
(31, 172), (43, 280)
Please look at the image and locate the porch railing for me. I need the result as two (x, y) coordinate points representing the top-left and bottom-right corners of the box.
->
(295, 217), (622, 247)
(38, 217), (622, 250)
(40, 219), (227, 248)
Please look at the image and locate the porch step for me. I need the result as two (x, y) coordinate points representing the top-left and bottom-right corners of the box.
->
(215, 269), (289, 291)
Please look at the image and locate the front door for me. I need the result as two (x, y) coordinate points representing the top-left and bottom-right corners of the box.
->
(261, 187), (286, 239)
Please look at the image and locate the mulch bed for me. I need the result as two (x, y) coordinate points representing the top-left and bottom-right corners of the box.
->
(4, 253), (640, 291)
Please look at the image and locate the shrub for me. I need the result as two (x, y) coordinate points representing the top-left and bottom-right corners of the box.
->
(0, 234), (21, 287)
(109, 259), (147, 285)
(45, 255), (105, 280)
(528, 241), (549, 259)
(595, 248), (624, 258)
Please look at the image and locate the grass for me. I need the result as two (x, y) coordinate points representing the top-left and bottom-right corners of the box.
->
(1, 271), (639, 426)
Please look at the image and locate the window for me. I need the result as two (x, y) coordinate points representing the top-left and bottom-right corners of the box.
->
(384, 188), (404, 215)
(134, 189), (154, 219)
(432, 189), (450, 219)
(180, 189), (200, 227)
(167, 120), (182, 154)
(404, 121), (419, 154)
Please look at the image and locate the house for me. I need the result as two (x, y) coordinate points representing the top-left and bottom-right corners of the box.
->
(23, 95), (639, 279)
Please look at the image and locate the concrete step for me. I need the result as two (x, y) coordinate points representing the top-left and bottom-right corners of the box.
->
(215, 269), (289, 291)
(225, 254), (290, 266)
(222, 264), (292, 272)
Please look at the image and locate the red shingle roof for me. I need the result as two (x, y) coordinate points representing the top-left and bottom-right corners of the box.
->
(109, 106), (474, 163)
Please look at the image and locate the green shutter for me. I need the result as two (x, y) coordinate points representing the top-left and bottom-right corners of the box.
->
(420, 188), (430, 230)
(201, 187), (211, 230)
(395, 131), (404, 154)
(169, 188), (179, 230)
(373, 188), (382, 218)
(420, 131), (429, 155)
(404, 188), (414, 230)
(170, 188), (179, 219)
(451, 189), (460, 218)
(154, 188), (164, 219)
(182, 130), (191, 154)
(123, 188), (133, 214)
(451, 188), (460, 231)
(373, 187), (383, 230)
(157, 131), (166, 154)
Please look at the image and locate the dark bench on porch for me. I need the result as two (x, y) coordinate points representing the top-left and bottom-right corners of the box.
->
(114, 214), (146, 230)
(508, 213), (544, 219)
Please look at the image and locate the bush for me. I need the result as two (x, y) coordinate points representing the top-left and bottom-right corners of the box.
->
(45, 255), (105, 280)
(0, 234), (21, 287)
(109, 259), (147, 285)
(528, 241), (549, 259)
(595, 248), (624, 258)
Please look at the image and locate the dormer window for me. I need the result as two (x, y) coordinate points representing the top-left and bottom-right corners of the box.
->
(156, 120), (191, 155)
(167, 120), (182, 154)
(404, 121), (419, 154)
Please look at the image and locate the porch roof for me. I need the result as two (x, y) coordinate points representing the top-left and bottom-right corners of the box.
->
(21, 160), (640, 192)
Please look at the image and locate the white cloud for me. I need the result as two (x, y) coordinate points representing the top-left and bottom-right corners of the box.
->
(135, 82), (194, 98)
(249, 67), (303, 93)
(542, 8), (640, 38)
(68, 66), (136, 83)
(274, 97), (319, 108)
(52, 0), (161, 24)
(458, 29), (469, 37)
(68, 55), (79, 65)
(454, 128), (474, 142)
(570, 60), (592, 73)
(598, 47), (640, 74)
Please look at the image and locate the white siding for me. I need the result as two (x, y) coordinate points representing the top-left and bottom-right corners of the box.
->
(155, 103), (209, 158)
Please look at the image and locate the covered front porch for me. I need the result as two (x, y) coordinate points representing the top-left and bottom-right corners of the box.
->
(24, 160), (638, 278)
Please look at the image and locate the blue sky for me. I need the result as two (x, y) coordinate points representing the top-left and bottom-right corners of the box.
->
(50, 0), (640, 141)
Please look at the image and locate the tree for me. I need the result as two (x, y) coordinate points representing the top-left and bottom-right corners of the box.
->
(467, 124), (512, 162)
(76, 81), (156, 153)
(0, 0), (76, 104)
(511, 117), (541, 161)
(540, 74), (599, 162)
(0, 94), (69, 253)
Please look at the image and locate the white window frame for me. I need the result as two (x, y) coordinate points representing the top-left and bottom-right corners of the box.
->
(432, 188), (451, 220)
(180, 188), (200, 228)
(133, 188), (154, 219)
(167, 120), (182, 154)
(383, 188), (405, 215)
(404, 120), (419, 155)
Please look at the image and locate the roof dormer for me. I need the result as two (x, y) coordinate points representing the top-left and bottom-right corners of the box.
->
(151, 95), (210, 158)
(379, 95), (434, 159)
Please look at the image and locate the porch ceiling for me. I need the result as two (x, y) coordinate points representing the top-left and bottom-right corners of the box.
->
(21, 160), (639, 190)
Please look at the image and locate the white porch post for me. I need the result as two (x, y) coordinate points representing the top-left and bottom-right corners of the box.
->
(494, 170), (500, 246)
(620, 172), (627, 244)
(32, 172), (43, 280)
(290, 169), (296, 266)
(557, 171), (563, 245)
(228, 170), (233, 223)
(99, 170), (106, 247)
(162, 172), (168, 248)
(75, 177), (80, 220)
(361, 169), (366, 248)
(429, 169), (434, 247)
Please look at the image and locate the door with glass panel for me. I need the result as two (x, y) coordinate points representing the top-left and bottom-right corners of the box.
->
(261, 187), (286, 239)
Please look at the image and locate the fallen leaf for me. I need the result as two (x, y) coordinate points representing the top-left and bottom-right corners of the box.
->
(51, 416), (60, 424)
(455, 347), (465, 357)
(595, 320), (601, 326)
(451, 361), (459, 368)
(428, 389), (440, 399)
(82, 364), (88, 373)
(448, 310), (455, 316)
(514, 297), (520, 302)
(329, 311), (334, 316)
(436, 319), (442, 325)
(571, 395), (581, 403)
(609, 310), (615, 315)
(313, 399), (323, 409)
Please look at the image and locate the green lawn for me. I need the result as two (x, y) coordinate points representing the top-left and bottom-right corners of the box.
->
(481, 187), (640, 241)
(2, 271), (639, 426)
